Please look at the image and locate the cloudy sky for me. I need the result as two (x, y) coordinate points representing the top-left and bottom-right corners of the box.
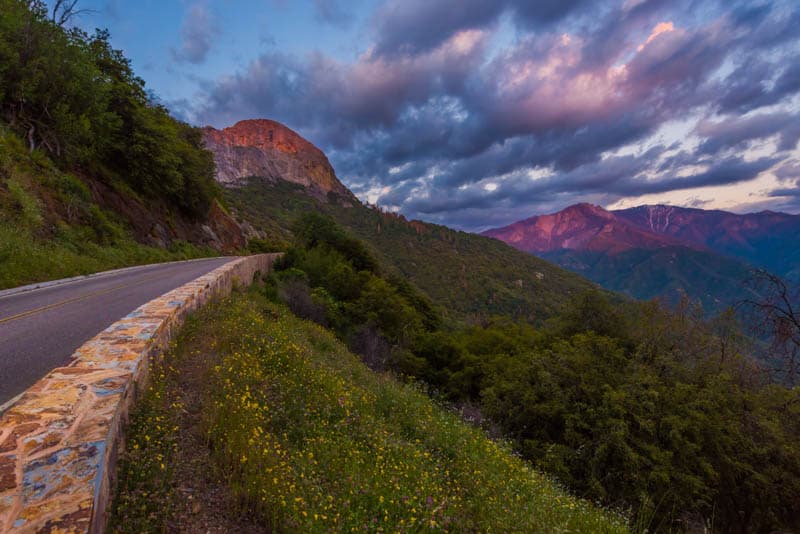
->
(67, 0), (799, 230)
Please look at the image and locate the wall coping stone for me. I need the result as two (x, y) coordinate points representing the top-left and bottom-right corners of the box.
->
(0, 254), (280, 533)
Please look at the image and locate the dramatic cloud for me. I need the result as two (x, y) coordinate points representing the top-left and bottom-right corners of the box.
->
(370, 0), (596, 57)
(696, 112), (800, 155)
(191, 0), (800, 229)
(171, 1), (219, 64)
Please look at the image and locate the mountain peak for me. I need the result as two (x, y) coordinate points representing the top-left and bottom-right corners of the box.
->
(203, 119), (355, 202)
(483, 203), (688, 254)
(204, 119), (319, 157)
(561, 203), (614, 219)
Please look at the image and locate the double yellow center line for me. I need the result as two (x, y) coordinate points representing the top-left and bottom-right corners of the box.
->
(0, 271), (172, 325)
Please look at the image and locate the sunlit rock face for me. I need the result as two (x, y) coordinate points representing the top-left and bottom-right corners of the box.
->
(203, 119), (355, 203)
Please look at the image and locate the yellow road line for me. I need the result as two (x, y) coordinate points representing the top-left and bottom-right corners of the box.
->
(0, 272), (172, 325)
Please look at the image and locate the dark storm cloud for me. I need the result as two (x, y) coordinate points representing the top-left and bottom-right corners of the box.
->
(774, 161), (800, 181)
(198, 29), (488, 147)
(418, 154), (776, 213)
(766, 160), (800, 211)
(371, 0), (502, 56)
(370, 0), (595, 58)
(192, 0), (800, 230)
(696, 112), (800, 155)
(171, 1), (219, 64)
(718, 59), (800, 113)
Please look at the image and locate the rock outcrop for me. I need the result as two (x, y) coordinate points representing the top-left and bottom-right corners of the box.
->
(203, 119), (356, 204)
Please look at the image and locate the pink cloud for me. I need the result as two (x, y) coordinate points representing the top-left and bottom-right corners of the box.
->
(638, 21), (675, 51)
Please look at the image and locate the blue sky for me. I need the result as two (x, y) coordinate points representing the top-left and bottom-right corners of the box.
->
(63, 0), (800, 230)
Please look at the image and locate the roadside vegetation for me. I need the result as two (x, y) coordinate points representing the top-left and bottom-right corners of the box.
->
(266, 213), (800, 533)
(0, 128), (216, 289)
(0, 0), (225, 289)
(110, 290), (627, 533)
(0, 0), (220, 216)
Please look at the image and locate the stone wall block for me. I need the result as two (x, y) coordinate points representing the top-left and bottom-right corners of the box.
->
(0, 254), (279, 533)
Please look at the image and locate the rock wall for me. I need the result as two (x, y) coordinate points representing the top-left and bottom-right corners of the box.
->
(0, 254), (280, 533)
(202, 119), (356, 204)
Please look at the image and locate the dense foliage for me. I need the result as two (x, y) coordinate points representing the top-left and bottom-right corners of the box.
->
(224, 179), (600, 322)
(110, 291), (626, 532)
(0, 0), (218, 216)
(0, 127), (215, 289)
(270, 213), (440, 371)
(543, 246), (759, 315)
(273, 214), (800, 533)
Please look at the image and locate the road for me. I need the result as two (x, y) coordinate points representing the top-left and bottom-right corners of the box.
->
(0, 257), (237, 405)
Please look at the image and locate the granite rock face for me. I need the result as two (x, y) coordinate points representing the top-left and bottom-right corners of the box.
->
(203, 119), (356, 204)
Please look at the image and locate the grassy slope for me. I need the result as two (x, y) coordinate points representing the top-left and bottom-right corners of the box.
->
(226, 179), (600, 322)
(110, 290), (626, 532)
(0, 129), (217, 289)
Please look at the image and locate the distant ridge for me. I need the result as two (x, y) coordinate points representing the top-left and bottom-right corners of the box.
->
(482, 203), (800, 311)
(614, 205), (800, 280)
(482, 203), (696, 255)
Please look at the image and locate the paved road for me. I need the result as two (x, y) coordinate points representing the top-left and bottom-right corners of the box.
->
(0, 257), (237, 405)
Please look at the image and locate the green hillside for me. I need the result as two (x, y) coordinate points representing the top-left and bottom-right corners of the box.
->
(226, 179), (600, 322)
(0, 0), (241, 289)
(0, 126), (220, 289)
(253, 213), (800, 532)
(110, 290), (627, 533)
(543, 246), (761, 314)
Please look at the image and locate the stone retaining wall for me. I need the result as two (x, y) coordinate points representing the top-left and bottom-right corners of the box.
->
(0, 254), (280, 533)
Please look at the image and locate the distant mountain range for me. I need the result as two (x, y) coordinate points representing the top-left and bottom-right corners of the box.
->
(203, 120), (602, 322)
(201, 119), (800, 316)
(483, 203), (800, 312)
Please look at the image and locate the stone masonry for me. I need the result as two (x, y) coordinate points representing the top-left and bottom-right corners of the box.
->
(0, 254), (279, 533)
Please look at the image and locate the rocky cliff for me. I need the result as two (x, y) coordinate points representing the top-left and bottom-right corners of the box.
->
(203, 119), (356, 204)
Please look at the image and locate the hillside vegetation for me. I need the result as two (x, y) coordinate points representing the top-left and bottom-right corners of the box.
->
(0, 128), (218, 288)
(543, 246), (759, 313)
(0, 0), (240, 288)
(110, 290), (626, 533)
(265, 214), (800, 533)
(0, 0), (218, 215)
(226, 179), (600, 322)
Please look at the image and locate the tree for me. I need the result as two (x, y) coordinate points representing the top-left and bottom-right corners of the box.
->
(739, 269), (800, 385)
(50, 0), (93, 26)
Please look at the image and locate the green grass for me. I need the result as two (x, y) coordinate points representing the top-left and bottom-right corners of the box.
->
(0, 225), (215, 289)
(0, 128), (217, 290)
(110, 290), (627, 532)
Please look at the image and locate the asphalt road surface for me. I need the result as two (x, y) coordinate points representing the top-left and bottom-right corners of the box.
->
(0, 257), (237, 405)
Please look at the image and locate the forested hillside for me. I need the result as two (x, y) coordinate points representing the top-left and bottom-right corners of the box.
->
(0, 0), (246, 288)
(264, 212), (800, 532)
(226, 179), (600, 322)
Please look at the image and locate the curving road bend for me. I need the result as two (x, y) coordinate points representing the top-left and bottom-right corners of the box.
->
(0, 257), (237, 405)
